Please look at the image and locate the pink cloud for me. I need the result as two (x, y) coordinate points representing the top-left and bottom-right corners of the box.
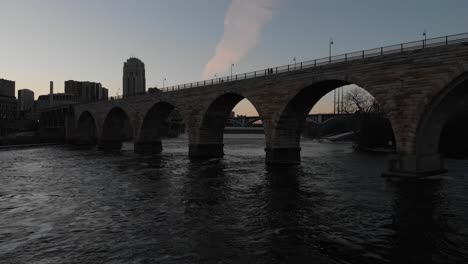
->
(202, 0), (278, 79)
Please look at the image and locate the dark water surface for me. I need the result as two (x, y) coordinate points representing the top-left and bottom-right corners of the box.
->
(1, 135), (468, 263)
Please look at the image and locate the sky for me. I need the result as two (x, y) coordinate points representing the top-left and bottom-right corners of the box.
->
(1, 0), (468, 115)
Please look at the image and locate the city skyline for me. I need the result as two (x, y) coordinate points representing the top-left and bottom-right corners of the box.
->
(1, 0), (468, 115)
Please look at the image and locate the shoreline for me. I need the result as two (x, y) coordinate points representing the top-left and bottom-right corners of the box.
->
(0, 142), (64, 151)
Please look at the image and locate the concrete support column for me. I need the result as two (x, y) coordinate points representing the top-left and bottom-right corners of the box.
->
(265, 147), (301, 165)
(383, 153), (447, 178)
(134, 140), (162, 154)
(98, 140), (122, 151)
(189, 144), (224, 159)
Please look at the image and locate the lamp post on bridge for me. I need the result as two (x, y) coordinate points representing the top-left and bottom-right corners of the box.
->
(293, 57), (296, 70)
(329, 38), (334, 63)
(423, 30), (427, 48)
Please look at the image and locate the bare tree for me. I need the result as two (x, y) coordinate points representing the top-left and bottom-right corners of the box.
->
(342, 87), (378, 114)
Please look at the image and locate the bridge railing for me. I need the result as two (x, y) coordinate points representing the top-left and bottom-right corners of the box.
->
(109, 32), (468, 101)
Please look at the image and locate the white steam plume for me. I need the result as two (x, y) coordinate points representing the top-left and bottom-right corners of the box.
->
(202, 0), (277, 79)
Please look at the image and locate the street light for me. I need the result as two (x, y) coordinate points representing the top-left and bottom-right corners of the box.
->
(329, 38), (334, 63)
(423, 30), (427, 48)
(293, 57), (296, 70)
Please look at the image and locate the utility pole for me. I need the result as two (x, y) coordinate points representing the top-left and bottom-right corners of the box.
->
(231, 64), (234, 79)
(334, 89), (336, 114)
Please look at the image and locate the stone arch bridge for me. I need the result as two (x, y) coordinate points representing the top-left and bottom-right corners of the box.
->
(46, 34), (468, 177)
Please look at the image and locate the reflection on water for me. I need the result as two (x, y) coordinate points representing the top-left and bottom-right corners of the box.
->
(1, 135), (468, 263)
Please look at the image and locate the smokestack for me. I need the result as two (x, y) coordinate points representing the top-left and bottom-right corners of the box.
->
(49, 81), (54, 107)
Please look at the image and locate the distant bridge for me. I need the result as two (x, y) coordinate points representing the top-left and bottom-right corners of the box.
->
(39, 32), (468, 177)
(226, 114), (347, 127)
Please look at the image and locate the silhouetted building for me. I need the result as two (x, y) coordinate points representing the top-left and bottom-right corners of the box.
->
(0, 94), (18, 136)
(35, 93), (78, 111)
(123, 58), (146, 97)
(0, 95), (17, 120)
(65, 80), (104, 103)
(101, 87), (108, 100)
(0, 79), (15, 97)
(18, 89), (34, 112)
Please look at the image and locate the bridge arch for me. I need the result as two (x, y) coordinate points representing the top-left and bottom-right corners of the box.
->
(403, 71), (468, 175)
(99, 107), (134, 151)
(75, 111), (98, 145)
(267, 79), (395, 164)
(135, 101), (184, 153)
(189, 92), (265, 158)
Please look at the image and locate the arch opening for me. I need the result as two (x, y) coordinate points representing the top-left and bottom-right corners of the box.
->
(99, 107), (133, 151)
(135, 102), (185, 153)
(416, 72), (468, 167)
(268, 80), (395, 164)
(190, 94), (264, 158)
(76, 111), (97, 145)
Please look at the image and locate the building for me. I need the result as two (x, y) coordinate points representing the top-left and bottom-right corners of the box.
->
(65, 80), (104, 103)
(0, 95), (18, 136)
(18, 89), (34, 112)
(0, 79), (15, 97)
(35, 93), (78, 111)
(123, 57), (146, 97)
(0, 95), (17, 120)
(101, 87), (108, 100)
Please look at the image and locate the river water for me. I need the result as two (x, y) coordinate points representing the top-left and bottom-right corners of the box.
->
(1, 135), (468, 264)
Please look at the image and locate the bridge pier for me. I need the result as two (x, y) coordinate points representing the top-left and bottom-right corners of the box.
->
(189, 144), (224, 159)
(383, 154), (447, 178)
(98, 140), (122, 151)
(134, 141), (163, 154)
(265, 147), (301, 165)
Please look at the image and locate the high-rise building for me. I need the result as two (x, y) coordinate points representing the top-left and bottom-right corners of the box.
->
(0, 79), (15, 97)
(65, 80), (103, 103)
(18, 89), (34, 112)
(123, 57), (145, 97)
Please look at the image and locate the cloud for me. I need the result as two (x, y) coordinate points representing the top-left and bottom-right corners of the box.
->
(202, 0), (278, 79)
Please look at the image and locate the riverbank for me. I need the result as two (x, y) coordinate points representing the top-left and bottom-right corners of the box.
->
(0, 142), (64, 151)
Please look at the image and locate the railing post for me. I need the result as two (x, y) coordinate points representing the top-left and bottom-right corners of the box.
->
(381, 47), (383, 55)
(401, 43), (403, 52)
(446, 36), (448, 45)
(245, 73), (247, 79)
(362, 50), (364, 58)
(254, 72), (256, 77)
(275, 67), (278, 73)
(204, 80), (206, 86)
(236, 74), (237, 80)
(288, 65), (289, 71)
(314, 60), (316, 66)
(184, 84), (186, 89)
(190, 83), (192, 88)
(300, 62), (303, 69)
(345, 54), (347, 61)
